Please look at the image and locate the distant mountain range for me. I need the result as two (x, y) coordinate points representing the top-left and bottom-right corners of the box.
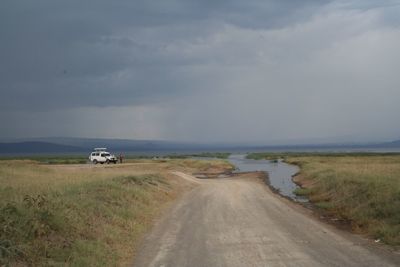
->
(0, 137), (400, 155)
(0, 141), (83, 154)
(0, 137), (213, 155)
(386, 140), (400, 146)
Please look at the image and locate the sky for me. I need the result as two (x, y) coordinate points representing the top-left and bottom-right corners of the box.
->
(1, 0), (400, 144)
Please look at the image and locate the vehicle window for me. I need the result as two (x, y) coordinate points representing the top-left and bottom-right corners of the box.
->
(104, 153), (110, 156)
(95, 153), (99, 156)
(91, 153), (95, 156)
(101, 153), (106, 157)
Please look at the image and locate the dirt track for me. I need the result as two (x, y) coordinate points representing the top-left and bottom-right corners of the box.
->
(133, 172), (400, 267)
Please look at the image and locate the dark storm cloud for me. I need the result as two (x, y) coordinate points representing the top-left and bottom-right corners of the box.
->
(1, 0), (400, 142)
(0, 0), (327, 111)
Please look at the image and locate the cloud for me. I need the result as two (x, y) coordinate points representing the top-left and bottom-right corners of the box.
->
(0, 1), (399, 142)
(162, 6), (400, 142)
(0, 0), (327, 111)
(0, 105), (168, 139)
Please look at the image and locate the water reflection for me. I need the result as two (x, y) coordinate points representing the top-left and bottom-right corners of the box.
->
(227, 154), (307, 202)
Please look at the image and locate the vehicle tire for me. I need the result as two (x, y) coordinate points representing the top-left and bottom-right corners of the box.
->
(93, 160), (98, 165)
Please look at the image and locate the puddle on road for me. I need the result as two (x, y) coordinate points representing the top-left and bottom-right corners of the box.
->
(227, 154), (308, 202)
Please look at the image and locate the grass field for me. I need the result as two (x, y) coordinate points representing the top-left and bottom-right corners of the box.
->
(248, 152), (400, 245)
(125, 152), (231, 160)
(0, 152), (232, 164)
(0, 158), (232, 266)
(0, 155), (88, 164)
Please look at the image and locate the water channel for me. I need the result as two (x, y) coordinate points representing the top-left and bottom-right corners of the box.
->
(227, 154), (307, 202)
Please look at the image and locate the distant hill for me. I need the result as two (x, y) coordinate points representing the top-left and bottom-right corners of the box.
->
(370, 140), (400, 148)
(0, 138), (208, 155)
(1, 137), (400, 155)
(18, 137), (206, 152)
(389, 140), (400, 146)
(0, 141), (84, 154)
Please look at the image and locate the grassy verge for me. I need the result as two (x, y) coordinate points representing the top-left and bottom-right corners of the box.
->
(169, 158), (234, 172)
(189, 152), (231, 159)
(283, 155), (400, 245)
(0, 159), (227, 266)
(0, 155), (88, 164)
(246, 152), (400, 160)
(0, 152), (232, 164)
(140, 152), (231, 159)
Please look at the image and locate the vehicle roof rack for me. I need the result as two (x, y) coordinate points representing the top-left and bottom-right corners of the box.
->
(94, 148), (107, 151)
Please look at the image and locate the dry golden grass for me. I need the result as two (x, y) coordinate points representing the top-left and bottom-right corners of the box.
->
(286, 155), (400, 245)
(0, 159), (231, 266)
(0, 161), (164, 202)
(0, 159), (231, 192)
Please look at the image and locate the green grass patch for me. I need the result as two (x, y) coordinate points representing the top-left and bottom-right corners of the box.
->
(315, 201), (334, 210)
(190, 152), (231, 159)
(246, 152), (400, 161)
(293, 187), (313, 196)
(0, 155), (88, 164)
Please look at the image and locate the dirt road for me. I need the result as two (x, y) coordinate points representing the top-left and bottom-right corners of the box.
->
(133, 172), (400, 267)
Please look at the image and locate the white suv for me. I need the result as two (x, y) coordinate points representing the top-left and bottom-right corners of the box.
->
(89, 148), (118, 164)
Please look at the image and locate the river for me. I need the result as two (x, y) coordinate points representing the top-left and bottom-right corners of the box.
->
(227, 154), (307, 202)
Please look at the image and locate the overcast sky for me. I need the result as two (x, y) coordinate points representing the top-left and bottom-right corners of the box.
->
(1, 0), (400, 144)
